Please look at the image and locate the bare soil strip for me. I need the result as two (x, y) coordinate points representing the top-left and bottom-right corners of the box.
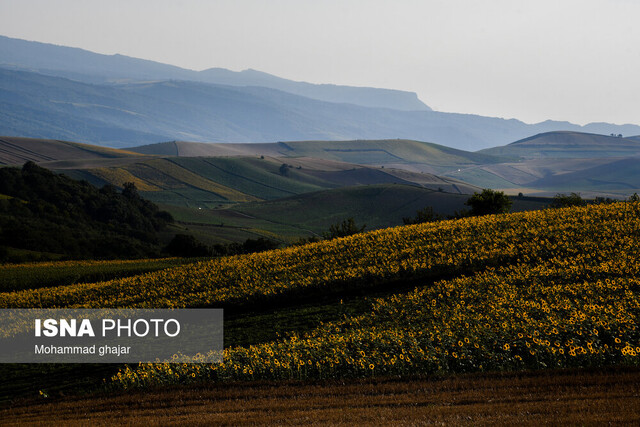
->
(2, 368), (639, 425)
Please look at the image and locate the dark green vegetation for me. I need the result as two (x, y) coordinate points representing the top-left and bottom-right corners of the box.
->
(465, 188), (513, 216)
(550, 192), (588, 208)
(164, 234), (280, 258)
(0, 162), (173, 261)
(0, 258), (199, 292)
(322, 217), (366, 239)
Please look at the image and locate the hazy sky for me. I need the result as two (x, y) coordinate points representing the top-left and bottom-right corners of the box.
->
(1, 0), (639, 125)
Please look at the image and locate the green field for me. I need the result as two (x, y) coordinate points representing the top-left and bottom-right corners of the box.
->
(161, 184), (551, 244)
(0, 258), (200, 292)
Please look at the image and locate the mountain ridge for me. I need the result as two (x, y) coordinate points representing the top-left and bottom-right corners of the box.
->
(2, 35), (640, 151)
(0, 35), (430, 112)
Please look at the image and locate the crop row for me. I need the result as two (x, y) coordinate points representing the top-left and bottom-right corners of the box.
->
(1, 202), (639, 309)
(0, 258), (193, 292)
(113, 248), (640, 387)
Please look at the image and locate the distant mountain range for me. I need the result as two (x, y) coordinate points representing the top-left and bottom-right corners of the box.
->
(1, 35), (640, 150)
(0, 35), (430, 112)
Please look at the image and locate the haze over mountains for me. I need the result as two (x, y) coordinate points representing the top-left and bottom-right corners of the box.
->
(2, 35), (639, 151)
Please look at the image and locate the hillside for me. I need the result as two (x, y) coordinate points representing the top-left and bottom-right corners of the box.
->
(128, 139), (504, 174)
(479, 131), (640, 159)
(127, 137), (640, 197)
(160, 184), (476, 244)
(2, 201), (638, 395)
(227, 183), (545, 237)
(0, 35), (430, 112)
(527, 157), (640, 191)
(0, 162), (173, 261)
(0, 137), (488, 244)
(442, 131), (640, 196)
(56, 154), (480, 207)
(446, 157), (640, 197)
(5, 133), (640, 204)
(0, 136), (144, 165)
(0, 138), (480, 206)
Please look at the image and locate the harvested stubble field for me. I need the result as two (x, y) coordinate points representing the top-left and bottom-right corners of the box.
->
(2, 368), (639, 425)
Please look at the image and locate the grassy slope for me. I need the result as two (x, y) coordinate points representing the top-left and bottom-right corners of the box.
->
(15, 135), (640, 199)
(46, 153), (475, 208)
(128, 137), (640, 197)
(170, 156), (330, 199)
(0, 136), (144, 165)
(464, 132), (640, 195)
(529, 157), (640, 192)
(479, 131), (640, 159)
(162, 185), (548, 244)
(449, 158), (640, 196)
(131, 138), (505, 174)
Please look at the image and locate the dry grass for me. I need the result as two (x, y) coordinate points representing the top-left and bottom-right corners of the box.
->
(2, 368), (639, 425)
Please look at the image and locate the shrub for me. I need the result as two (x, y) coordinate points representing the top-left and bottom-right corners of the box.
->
(550, 193), (587, 209)
(465, 189), (512, 216)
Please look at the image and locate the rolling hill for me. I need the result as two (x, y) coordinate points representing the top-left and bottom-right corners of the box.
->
(0, 137), (485, 202)
(0, 136), (144, 165)
(444, 131), (640, 196)
(446, 156), (640, 197)
(127, 139), (505, 174)
(228, 183), (547, 237)
(479, 131), (640, 159)
(57, 154), (480, 208)
(0, 137), (486, 244)
(3, 134), (639, 245)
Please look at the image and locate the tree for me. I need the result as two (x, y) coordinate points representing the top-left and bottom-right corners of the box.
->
(465, 189), (512, 216)
(323, 218), (366, 239)
(242, 237), (280, 253)
(164, 234), (210, 257)
(279, 163), (290, 177)
(403, 206), (443, 225)
(121, 182), (140, 200)
(550, 193), (586, 209)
